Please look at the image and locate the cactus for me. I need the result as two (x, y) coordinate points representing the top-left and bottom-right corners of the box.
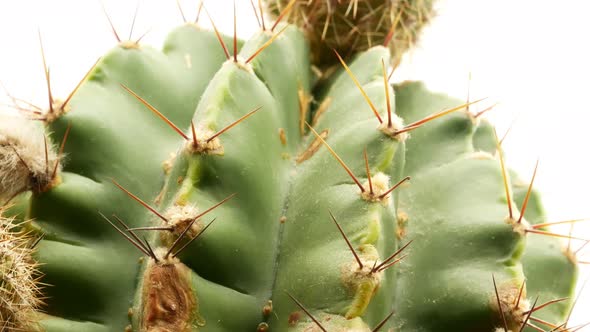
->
(0, 1), (584, 331)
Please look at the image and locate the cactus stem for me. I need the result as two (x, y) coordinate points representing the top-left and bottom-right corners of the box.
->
(363, 149), (374, 195)
(100, 1), (121, 43)
(492, 275), (510, 332)
(306, 123), (365, 192)
(172, 217), (216, 257)
(518, 296), (539, 332)
(522, 297), (569, 315)
(206, 106), (261, 143)
(175, 0), (187, 23)
(372, 310), (396, 332)
(518, 159), (539, 224)
(381, 59), (393, 128)
(495, 129), (514, 220)
(111, 178), (169, 222)
(166, 193), (235, 258)
(50, 122), (70, 182)
(203, 6), (230, 60)
(120, 84), (190, 141)
(246, 25), (289, 64)
(285, 292), (327, 332)
(329, 210), (363, 269)
(334, 49), (383, 124)
(271, 0), (297, 32)
(98, 212), (152, 257)
(373, 240), (413, 273)
(378, 176), (411, 200)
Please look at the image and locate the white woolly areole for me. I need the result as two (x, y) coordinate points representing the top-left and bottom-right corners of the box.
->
(0, 115), (60, 201)
(361, 172), (392, 203)
(185, 127), (224, 155)
(505, 215), (531, 236)
(163, 204), (203, 237)
(378, 113), (408, 142)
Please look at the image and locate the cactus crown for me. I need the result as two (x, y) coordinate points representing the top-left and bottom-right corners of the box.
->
(266, 0), (435, 68)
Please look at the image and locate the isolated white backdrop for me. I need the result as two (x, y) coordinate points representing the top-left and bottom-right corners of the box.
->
(0, 0), (588, 328)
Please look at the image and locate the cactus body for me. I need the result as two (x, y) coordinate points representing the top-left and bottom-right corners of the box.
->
(0, 2), (581, 332)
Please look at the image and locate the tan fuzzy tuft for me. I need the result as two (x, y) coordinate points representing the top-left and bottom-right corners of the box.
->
(379, 113), (408, 142)
(161, 204), (204, 246)
(361, 172), (391, 203)
(491, 280), (530, 331)
(0, 209), (43, 331)
(185, 127), (224, 155)
(266, 0), (435, 69)
(0, 115), (61, 202)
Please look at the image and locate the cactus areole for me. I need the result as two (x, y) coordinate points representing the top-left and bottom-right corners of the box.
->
(0, 1), (581, 331)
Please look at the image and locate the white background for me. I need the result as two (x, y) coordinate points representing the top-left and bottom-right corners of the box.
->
(0, 0), (588, 327)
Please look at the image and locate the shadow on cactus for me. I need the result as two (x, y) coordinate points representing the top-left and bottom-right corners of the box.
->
(0, 1), (584, 331)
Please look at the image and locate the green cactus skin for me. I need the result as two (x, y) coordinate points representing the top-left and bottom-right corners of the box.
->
(25, 24), (241, 331)
(395, 82), (577, 331)
(473, 119), (578, 332)
(0, 9), (581, 332)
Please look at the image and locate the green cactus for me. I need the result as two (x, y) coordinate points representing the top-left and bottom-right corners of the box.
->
(0, 1), (583, 332)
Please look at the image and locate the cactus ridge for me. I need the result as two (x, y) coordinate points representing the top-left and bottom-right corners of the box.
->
(0, 4), (582, 332)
